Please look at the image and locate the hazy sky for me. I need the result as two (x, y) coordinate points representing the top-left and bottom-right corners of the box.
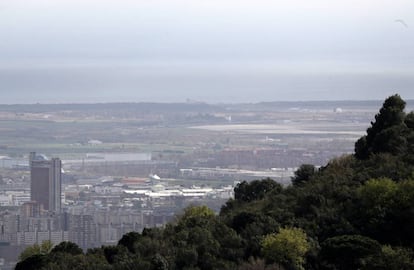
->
(0, 0), (413, 103)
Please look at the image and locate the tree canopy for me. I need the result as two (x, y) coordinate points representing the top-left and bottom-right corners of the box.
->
(262, 227), (310, 270)
(355, 94), (408, 159)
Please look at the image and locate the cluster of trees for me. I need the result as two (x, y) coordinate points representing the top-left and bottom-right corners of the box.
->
(16, 94), (414, 269)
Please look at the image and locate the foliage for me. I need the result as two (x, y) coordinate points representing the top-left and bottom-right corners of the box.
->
(235, 178), (282, 202)
(19, 240), (54, 261)
(262, 227), (310, 270)
(364, 245), (414, 270)
(118, 231), (141, 253)
(151, 253), (169, 270)
(291, 164), (317, 186)
(15, 254), (48, 270)
(237, 258), (285, 270)
(351, 178), (414, 246)
(355, 94), (407, 159)
(319, 235), (382, 270)
(179, 205), (215, 220)
(51, 241), (83, 255)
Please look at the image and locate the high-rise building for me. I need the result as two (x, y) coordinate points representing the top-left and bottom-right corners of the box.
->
(30, 152), (62, 214)
(20, 201), (43, 218)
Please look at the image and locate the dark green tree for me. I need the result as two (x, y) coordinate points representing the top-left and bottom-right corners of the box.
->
(355, 94), (407, 159)
(292, 164), (317, 186)
(235, 178), (282, 202)
(118, 231), (141, 253)
(15, 254), (48, 270)
(18, 240), (53, 261)
(365, 245), (414, 270)
(319, 235), (382, 270)
(51, 241), (83, 256)
(102, 245), (130, 265)
(151, 253), (169, 270)
(404, 111), (414, 161)
(352, 178), (397, 242)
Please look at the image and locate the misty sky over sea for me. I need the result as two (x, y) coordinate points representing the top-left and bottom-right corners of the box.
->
(0, 0), (413, 104)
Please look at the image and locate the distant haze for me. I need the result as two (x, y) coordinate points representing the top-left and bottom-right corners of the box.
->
(0, 0), (413, 103)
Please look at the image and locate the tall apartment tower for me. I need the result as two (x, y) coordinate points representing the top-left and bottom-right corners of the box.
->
(30, 152), (62, 214)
